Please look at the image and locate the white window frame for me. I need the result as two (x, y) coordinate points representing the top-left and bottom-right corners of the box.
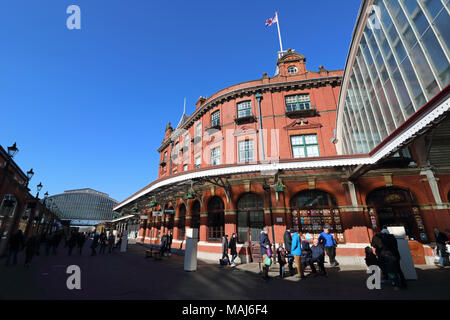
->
(210, 147), (221, 166)
(238, 140), (255, 163)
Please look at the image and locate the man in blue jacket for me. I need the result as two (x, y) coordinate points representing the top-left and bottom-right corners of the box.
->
(319, 226), (339, 267)
(259, 227), (271, 280)
(291, 229), (305, 279)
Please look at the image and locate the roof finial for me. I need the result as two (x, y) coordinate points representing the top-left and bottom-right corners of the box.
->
(176, 97), (189, 129)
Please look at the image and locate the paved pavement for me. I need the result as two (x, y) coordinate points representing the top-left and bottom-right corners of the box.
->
(0, 241), (449, 300)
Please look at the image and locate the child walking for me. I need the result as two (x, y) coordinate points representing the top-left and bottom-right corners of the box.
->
(277, 243), (287, 279)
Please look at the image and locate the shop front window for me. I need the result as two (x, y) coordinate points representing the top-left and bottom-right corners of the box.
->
(290, 190), (344, 243)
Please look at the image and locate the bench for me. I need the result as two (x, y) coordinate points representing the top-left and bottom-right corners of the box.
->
(145, 247), (162, 260)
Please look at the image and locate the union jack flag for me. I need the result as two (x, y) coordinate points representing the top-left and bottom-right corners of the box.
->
(265, 15), (278, 27)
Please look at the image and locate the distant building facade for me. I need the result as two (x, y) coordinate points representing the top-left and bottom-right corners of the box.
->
(48, 188), (118, 226)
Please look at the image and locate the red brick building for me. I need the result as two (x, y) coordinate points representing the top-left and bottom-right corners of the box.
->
(0, 144), (56, 255)
(114, 46), (449, 264)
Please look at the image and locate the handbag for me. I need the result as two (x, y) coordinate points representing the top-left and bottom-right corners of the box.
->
(264, 256), (272, 266)
(266, 247), (272, 258)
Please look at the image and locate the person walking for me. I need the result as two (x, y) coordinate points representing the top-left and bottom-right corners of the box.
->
(221, 234), (230, 266)
(291, 229), (305, 280)
(259, 226), (272, 281)
(300, 235), (314, 275)
(277, 243), (287, 279)
(319, 226), (339, 267)
(67, 231), (77, 256)
(91, 233), (100, 256)
(371, 229), (388, 281)
(284, 228), (294, 276)
(77, 232), (86, 255)
(160, 232), (168, 257)
(380, 229), (407, 289)
(310, 238), (327, 276)
(365, 246), (379, 268)
(229, 233), (238, 267)
(116, 232), (122, 250)
(45, 233), (53, 256)
(167, 230), (173, 256)
(52, 231), (63, 255)
(5, 230), (24, 266)
(434, 227), (449, 267)
(108, 232), (115, 253)
(99, 232), (107, 255)
(24, 235), (37, 268)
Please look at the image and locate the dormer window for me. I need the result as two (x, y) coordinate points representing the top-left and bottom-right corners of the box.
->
(288, 66), (298, 74)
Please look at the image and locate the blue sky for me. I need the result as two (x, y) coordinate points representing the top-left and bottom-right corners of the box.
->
(0, 0), (361, 202)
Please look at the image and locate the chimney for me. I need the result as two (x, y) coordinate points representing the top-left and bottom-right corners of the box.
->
(196, 96), (207, 109)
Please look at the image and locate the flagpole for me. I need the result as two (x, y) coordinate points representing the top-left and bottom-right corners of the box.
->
(275, 12), (283, 52)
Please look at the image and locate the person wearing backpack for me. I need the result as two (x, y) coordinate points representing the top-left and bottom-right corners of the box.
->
(259, 226), (272, 281)
(291, 229), (305, 280)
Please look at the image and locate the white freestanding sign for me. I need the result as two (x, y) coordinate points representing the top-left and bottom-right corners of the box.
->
(387, 226), (418, 280)
(184, 228), (198, 272)
(120, 230), (128, 253)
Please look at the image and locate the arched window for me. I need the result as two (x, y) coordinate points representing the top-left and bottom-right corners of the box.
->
(366, 187), (415, 206)
(290, 190), (337, 208)
(290, 190), (342, 240)
(207, 196), (224, 241)
(177, 204), (186, 240)
(190, 200), (200, 229)
(237, 193), (264, 244)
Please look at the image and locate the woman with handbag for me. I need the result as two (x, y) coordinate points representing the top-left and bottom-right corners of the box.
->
(259, 226), (272, 281)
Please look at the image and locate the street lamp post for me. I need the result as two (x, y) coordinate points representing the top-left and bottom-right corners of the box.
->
(36, 182), (43, 199)
(0, 143), (19, 194)
(263, 179), (277, 263)
(36, 192), (48, 233)
(26, 169), (34, 188)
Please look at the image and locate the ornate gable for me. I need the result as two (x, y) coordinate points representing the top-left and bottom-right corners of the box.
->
(284, 118), (322, 131)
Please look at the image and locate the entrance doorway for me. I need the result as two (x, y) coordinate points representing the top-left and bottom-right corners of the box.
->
(237, 193), (265, 245)
(366, 187), (426, 241)
(190, 200), (200, 230)
(207, 196), (224, 241)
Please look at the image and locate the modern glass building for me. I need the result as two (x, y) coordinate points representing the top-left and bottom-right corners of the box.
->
(47, 188), (118, 226)
(336, 0), (449, 154)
